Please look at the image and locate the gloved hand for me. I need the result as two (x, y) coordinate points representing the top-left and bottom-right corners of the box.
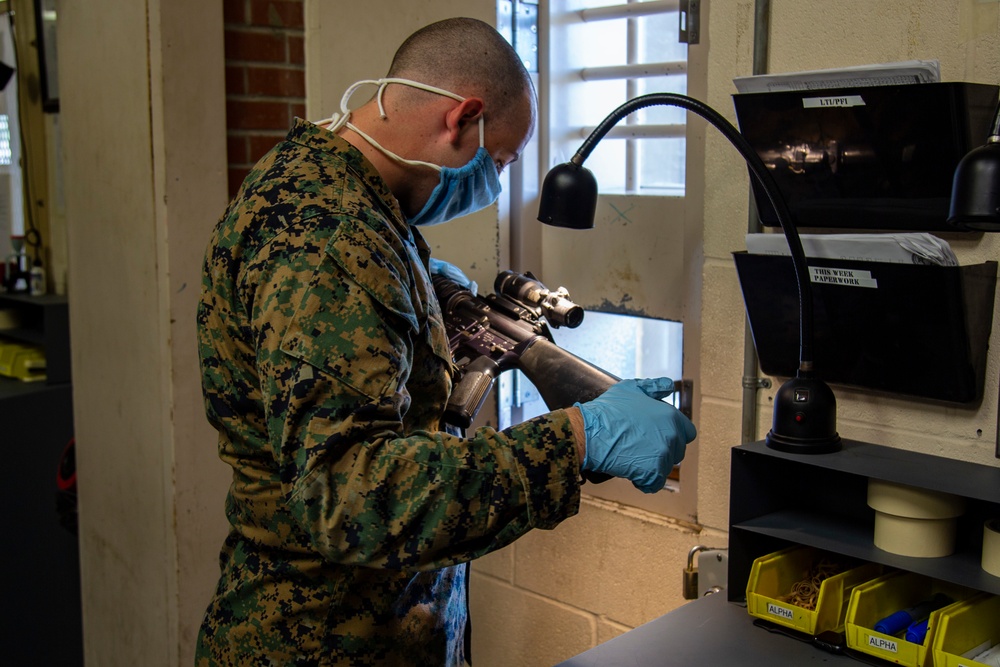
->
(576, 377), (697, 493)
(429, 257), (478, 294)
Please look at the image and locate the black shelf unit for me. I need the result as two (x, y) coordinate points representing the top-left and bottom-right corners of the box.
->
(0, 291), (81, 666)
(0, 292), (71, 384)
(728, 440), (1000, 603)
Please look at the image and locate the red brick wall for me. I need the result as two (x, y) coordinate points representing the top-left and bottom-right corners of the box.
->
(223, 0), (306, 196)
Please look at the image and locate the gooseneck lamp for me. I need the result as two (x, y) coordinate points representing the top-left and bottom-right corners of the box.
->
(538, 93), (842, 453)
(948, 97), (1000, 231)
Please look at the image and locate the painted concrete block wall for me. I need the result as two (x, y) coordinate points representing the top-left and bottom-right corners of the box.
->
(699, 0), (1000, 482)
(696, 0), (1000, 611)
(755, 0), (1000, 469)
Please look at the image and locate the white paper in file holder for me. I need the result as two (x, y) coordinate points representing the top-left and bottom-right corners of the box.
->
(745, 233), (958, 267)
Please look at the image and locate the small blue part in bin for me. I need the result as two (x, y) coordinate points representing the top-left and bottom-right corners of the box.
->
(904, 618), (929, 644)
(874, 609), (916, 636)
(873, 593), (951, 637)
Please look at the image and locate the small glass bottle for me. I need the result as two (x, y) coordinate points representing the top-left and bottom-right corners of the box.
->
(29, 259), (46, 296)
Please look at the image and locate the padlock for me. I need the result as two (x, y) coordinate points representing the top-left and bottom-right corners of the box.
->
(683, 545), (708, 600)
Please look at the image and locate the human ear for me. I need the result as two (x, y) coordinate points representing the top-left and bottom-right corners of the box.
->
(444, 97), (485, 145)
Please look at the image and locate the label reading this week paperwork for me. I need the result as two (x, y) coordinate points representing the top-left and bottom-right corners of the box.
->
(766, 602), (794, 620)
(867, 633), (898, 654)
(809, 266), (879, 288)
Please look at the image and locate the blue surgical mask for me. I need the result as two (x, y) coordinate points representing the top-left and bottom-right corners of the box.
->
(315, 77), (503, 227)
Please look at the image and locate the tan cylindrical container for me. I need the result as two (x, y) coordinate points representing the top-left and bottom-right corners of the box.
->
(867, 480), (965, 558)
(983, 519), (1000, 577)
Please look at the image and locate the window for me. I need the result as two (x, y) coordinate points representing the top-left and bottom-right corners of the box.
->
(497, 0), (699, 520)
(498, 311), (685, 487)
(549, 0), (689, 194)
(0, 12), (22, 263)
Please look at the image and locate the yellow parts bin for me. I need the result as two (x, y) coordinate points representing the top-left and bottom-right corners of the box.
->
(845, 570), (977, 666)
(0, 340), (46, 382)
(933, 594), (1000, 667)
(746, 546), (883, 636)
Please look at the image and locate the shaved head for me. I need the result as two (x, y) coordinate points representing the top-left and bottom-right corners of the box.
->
(386, 17), (536, 135)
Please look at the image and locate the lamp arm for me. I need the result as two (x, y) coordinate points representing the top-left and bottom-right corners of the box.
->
(573, 93), (816, 374)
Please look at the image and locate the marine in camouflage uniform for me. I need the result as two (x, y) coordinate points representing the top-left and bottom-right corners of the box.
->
(196, 118), (582, 665)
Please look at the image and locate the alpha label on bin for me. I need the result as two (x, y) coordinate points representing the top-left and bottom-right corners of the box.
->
(809, 266), (878, 288)
(766, 603), (795, 620)
(866, 633), (898, 654)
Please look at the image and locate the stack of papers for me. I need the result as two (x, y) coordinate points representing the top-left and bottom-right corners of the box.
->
(734, 60), (940, 94)
(746, 233), (958, 266)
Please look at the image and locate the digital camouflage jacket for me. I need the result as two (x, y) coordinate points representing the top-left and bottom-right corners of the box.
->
(195, 119), (582, 666)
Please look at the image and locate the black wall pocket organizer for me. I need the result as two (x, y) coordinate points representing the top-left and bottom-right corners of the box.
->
(734, 252), (997, 404)
(733, 82), (1000, 232)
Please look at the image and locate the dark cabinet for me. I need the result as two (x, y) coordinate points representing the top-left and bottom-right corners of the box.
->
(0, 293), (82, 666)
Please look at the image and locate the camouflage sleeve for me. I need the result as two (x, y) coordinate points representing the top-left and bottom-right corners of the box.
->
(256, 218), (581, 572)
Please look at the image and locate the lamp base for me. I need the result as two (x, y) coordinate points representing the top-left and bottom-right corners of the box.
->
(765, 376), (842, 454)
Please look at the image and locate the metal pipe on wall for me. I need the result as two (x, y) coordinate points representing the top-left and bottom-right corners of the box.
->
(740, 0), (771, 443)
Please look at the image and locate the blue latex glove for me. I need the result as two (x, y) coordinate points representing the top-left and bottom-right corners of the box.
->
(428, 257), (478, 294)
(576, 378), (697, 493)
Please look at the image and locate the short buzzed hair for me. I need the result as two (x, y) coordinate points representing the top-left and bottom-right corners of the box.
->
(386, 17), (535, 131)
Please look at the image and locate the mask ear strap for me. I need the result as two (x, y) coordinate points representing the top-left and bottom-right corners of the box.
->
(315, 77), (471, 129)
(312, 79), (382, 130)
(345, 121), (443, 172)
(377, 77), (467, 104)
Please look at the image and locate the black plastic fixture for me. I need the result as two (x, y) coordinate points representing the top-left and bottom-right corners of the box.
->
(537, 93), (842, 454)
(948, 98), (1000, 231)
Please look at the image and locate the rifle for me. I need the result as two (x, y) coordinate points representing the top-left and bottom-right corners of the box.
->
(434, 270), (691, 485)
(433, 270), (618, 430)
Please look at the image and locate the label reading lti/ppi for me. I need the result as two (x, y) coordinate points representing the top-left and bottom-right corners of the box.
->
(766, 602), (794, 620)
(802, 95), (866, 108)
(867, 634), (898, 653)
(809, 266), (878, 288)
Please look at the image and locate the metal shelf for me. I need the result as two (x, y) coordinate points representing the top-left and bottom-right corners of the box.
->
(733, 510), (1000, 596)
(0, 293), (70, 384)
(729, 440), (1000, 602)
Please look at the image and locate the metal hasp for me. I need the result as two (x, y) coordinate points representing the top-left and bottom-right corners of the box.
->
(679, 0), (700, 45)
(683, 545), (728, 599)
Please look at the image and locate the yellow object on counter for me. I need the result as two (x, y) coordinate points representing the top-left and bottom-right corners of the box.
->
(0, 340), (46, 382)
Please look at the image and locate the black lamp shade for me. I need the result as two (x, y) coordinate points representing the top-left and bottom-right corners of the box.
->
(537, 162), (598, 230)
(948, 140), (1000, 231)
(766, 376), (841, 453)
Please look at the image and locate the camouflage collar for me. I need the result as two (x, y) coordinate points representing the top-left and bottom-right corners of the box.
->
(287, 118), (408, 231)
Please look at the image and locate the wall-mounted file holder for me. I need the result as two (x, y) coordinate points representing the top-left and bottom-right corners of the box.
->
(733, 252), (997, 404)
(733, 82), (1000, 231)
